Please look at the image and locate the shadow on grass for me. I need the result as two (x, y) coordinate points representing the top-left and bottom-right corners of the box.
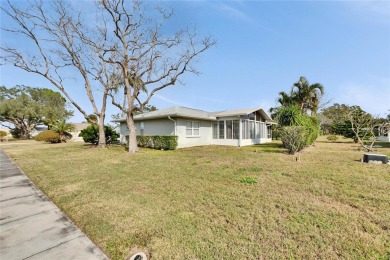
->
(375, 142), (390, 149)
(249, 142), (286, 154)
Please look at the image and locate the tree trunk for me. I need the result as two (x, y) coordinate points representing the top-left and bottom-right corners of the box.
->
(19, 128), (29, 139)
(127, 113), (139, 154)
(98, 114), (107, 147)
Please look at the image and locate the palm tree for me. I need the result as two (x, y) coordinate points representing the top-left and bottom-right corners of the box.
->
(52, 120), (76, 142)
(291, 76), (324, 115)
(277, 91), (294, 106)
(269, 91), (295, 119)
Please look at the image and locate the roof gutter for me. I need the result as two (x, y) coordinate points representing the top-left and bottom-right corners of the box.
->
(168, 116), (177, 135)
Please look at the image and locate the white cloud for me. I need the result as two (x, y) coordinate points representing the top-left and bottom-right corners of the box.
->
(154, 94), (187, 107)
(213, 2), (254, 24)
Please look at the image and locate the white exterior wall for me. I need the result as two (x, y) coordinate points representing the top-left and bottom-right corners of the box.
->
(175, 119), (212, 148)
(140, 119), (174, 135)
(212, 139), (240, 146)
(119, 122), (129, 143)
(118, 119), (174, 144)
(377, 135), (390, 142)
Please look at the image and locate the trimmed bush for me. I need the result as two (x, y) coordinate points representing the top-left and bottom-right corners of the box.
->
(35, 130), (61, 143)
(276, 105), (321, 154)
(327, 135), (339, 141)
(280, 116), (320, 154)
(127, 135), (178, 150)
(79, 124), (118, 144)
(280, 126), (307, 154)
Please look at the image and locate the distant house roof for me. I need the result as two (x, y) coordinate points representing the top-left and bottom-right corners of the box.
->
(71, 123), (90, 131)
(114, 106), (273, 123)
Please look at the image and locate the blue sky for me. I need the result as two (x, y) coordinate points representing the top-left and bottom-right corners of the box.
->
(1, 0), (389, 122)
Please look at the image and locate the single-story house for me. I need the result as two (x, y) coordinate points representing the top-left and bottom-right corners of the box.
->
(115, 106), (275, 148)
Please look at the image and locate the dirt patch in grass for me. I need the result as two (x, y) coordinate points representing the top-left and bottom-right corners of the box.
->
(1, 139), (389, 259)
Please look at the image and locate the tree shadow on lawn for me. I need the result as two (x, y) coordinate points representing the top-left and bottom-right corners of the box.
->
(248, 142), (286, 154)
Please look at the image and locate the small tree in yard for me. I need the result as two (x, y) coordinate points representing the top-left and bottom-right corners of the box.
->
(277, 105), (321, 154)
(52, 120), (75, 143)
(322, 104), (389, 152)
(347, 108), (389, 152)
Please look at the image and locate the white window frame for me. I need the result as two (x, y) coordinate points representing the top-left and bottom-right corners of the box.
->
(186, 121), (200, 137)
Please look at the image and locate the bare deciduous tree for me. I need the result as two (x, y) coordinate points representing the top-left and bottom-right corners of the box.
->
(1, 0), (121, 147)
(2, 0), (215, 153)
(347, 108), (389, 152)
(89, 0), (216, 153)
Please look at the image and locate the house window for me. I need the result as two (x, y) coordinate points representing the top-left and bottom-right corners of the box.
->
(248, 113), (255, 120)
(267, 125), (272, 139)
(226, 120), (233, 139)
(213, 123), (218, 139)
(249, 121), (255, 139)
(186, 121), (200, 136)
(140, 122), (144, 135)
(233, 120), (239, 139)
(219, 121), (225, 139)
(255, 122), (260, 138)
(242, 120), (247, 139)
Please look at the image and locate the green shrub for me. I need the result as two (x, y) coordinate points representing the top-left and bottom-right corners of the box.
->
(299, 116), (321, 145)
(127, 135), (178, 150)
(0, 130), (7, 142)
(79, 124), (118, 144)
(35, 130), (61, 143)
(277, 105), (303, 127)
(277, 106), (321, 154)
(280, 126), (307, 154)
(327, 135), (339, 141)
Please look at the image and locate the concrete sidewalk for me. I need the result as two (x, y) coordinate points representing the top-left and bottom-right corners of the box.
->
(0, 149), (109, 260)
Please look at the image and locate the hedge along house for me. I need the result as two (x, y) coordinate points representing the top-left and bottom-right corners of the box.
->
(115, 106), (275, 149)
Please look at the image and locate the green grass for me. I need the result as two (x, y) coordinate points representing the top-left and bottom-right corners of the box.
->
(1, 137), (389, 259)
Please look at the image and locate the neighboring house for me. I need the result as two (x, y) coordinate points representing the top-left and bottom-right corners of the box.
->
(377, 123), (390, 142)
(31, 125), (48, 137)
(31, 123), (89, 141)
(70, 123), (90, 142)
(115, 106), (275, 148)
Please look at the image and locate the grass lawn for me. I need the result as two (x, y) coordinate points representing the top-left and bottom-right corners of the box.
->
(1, 137), (389, 259)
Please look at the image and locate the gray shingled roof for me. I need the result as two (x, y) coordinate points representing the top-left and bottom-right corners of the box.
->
(114, 106), (272, 122)
(135, 106), (215, 120)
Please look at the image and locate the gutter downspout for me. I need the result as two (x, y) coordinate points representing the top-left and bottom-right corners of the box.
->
(168, 116), (177, 135)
